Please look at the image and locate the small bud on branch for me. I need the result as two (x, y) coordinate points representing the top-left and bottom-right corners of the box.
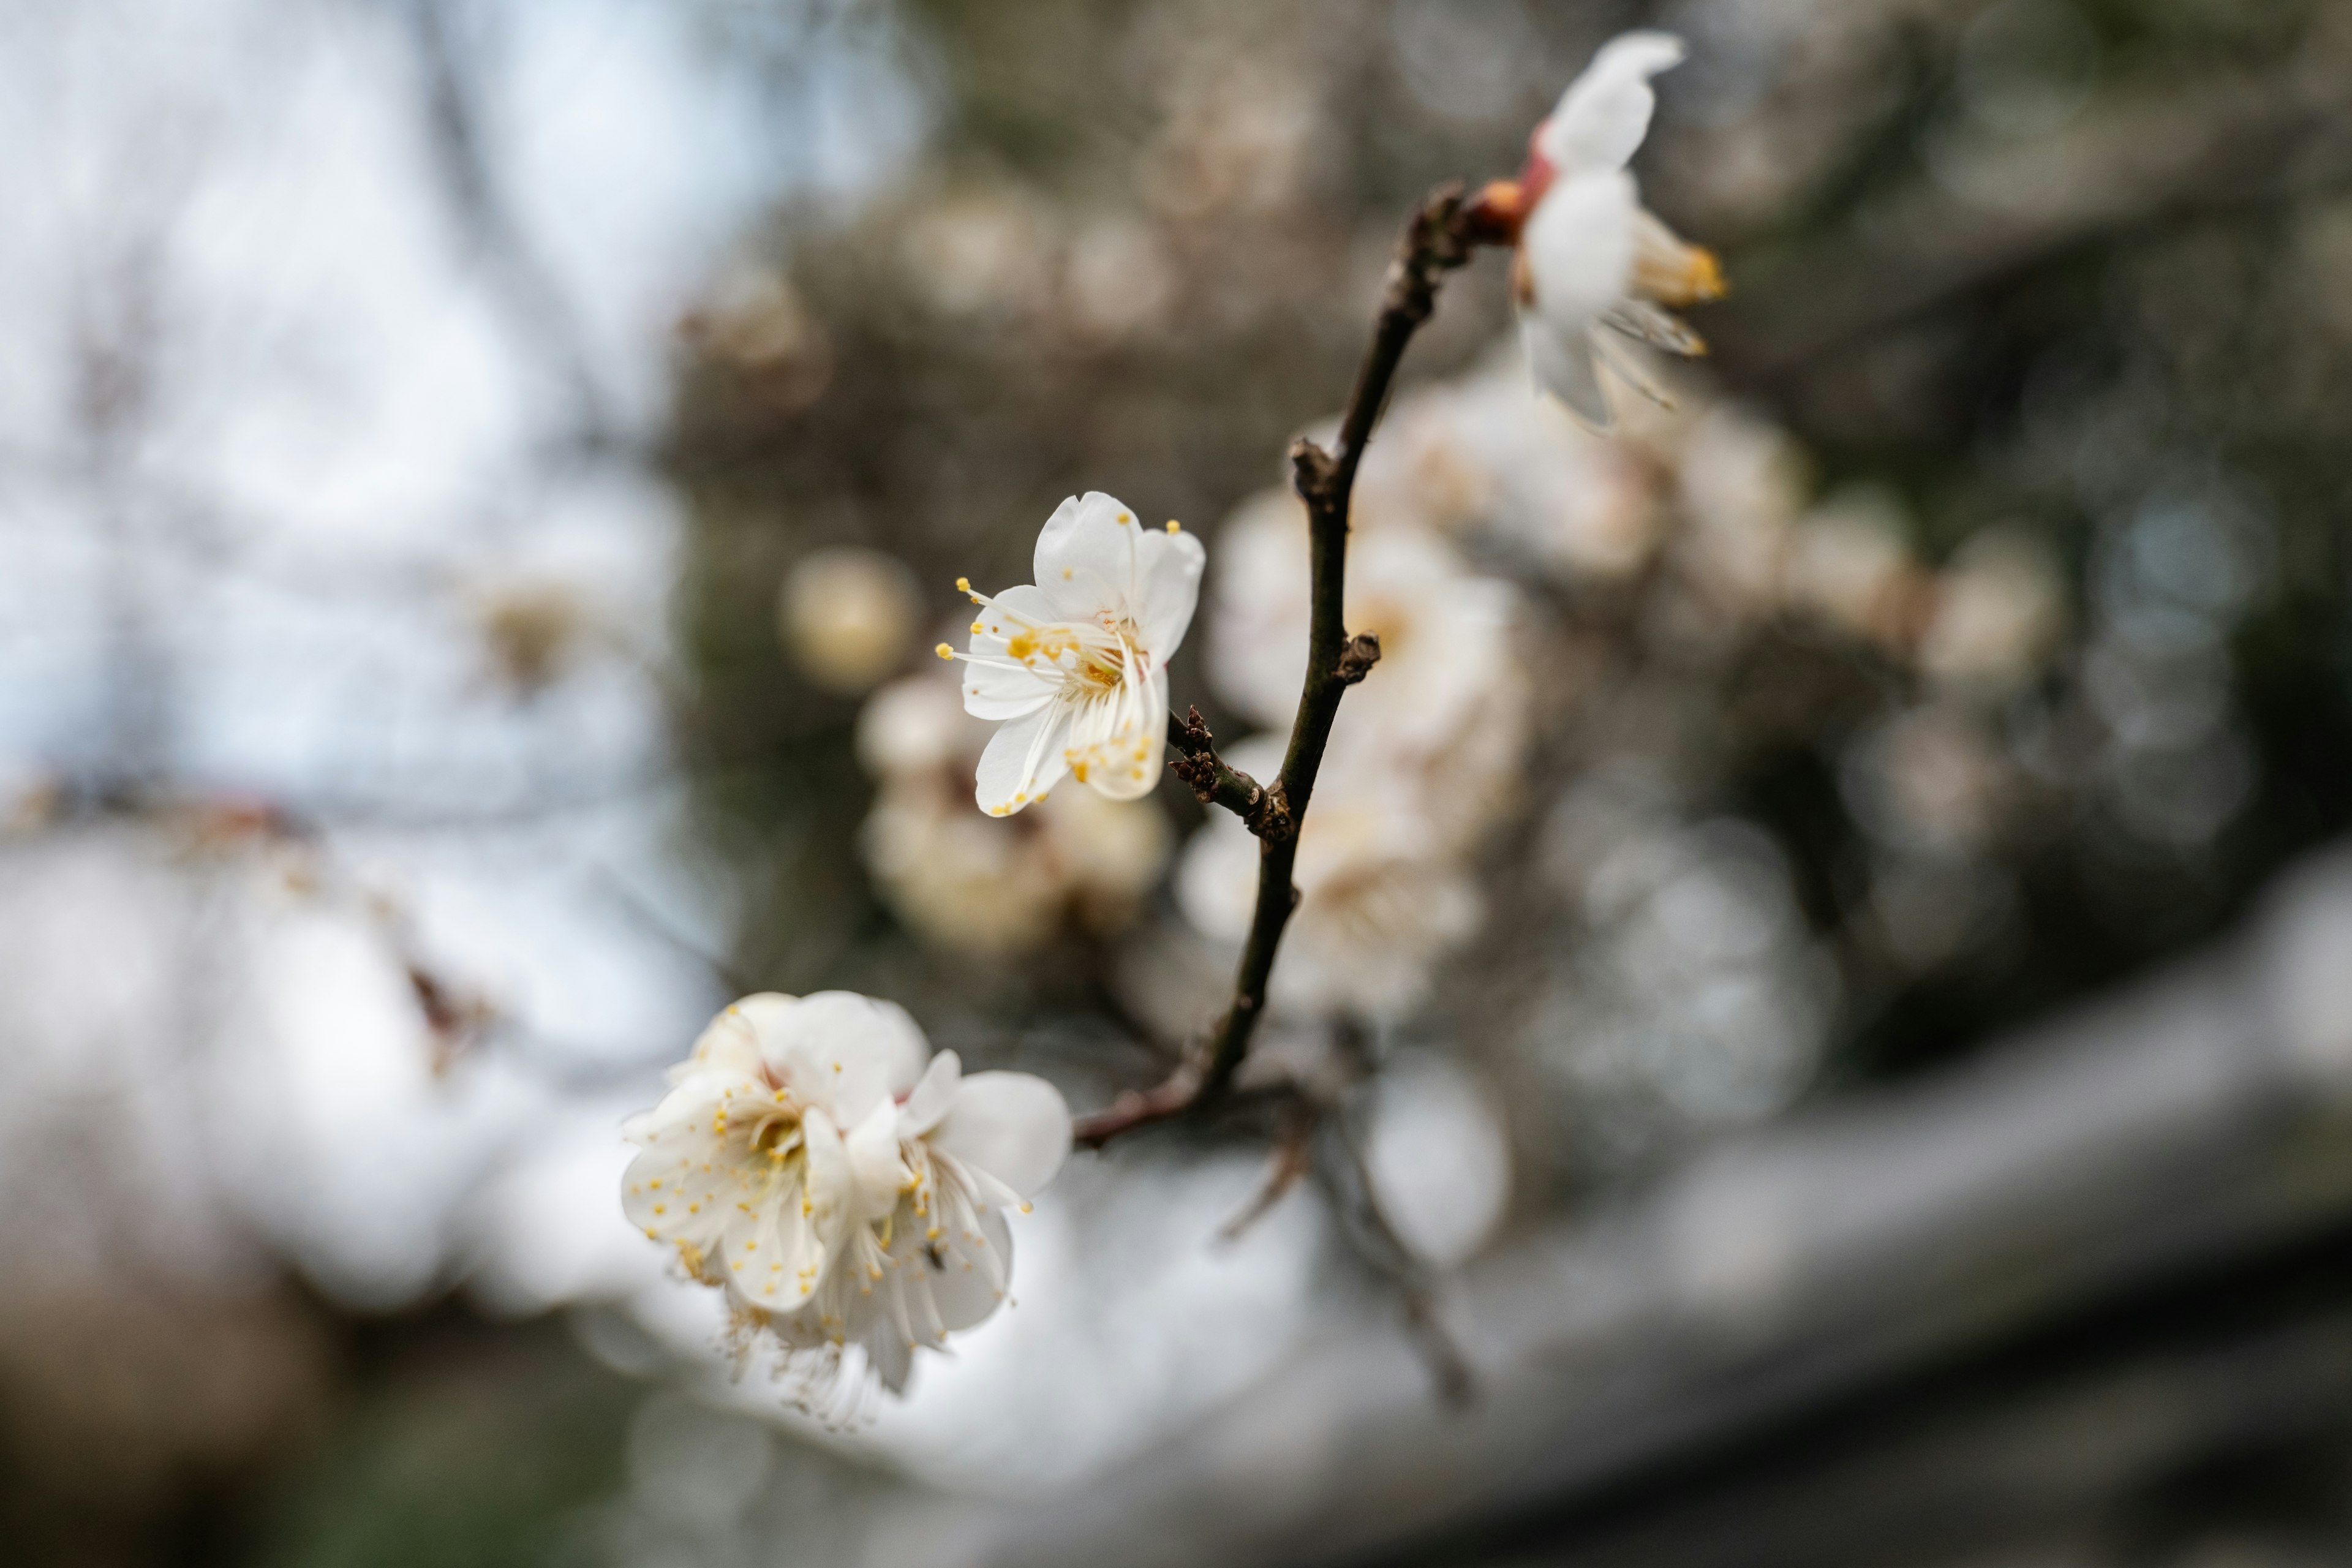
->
(1333, 631), (1382, 686)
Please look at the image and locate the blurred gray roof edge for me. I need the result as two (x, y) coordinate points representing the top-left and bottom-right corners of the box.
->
(937, 837), (2352, 1568)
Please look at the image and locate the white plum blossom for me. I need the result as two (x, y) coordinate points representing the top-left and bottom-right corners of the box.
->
(944, 491), (1205, 816)
(622, 992), (1071, 1400)
(1512, 31), (1723, 428)
(1673, 401), (1811, 617)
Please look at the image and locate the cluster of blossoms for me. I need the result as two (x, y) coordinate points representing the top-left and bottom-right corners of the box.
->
(622, 992), (1069, 1402)
(627, 26), (1796, 1397)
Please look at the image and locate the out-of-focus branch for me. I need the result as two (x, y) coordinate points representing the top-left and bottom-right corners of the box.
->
(402, 0), (610, 447)
(1074, 183), (1485, 1148)
(1723, 67), (2352, 375)
(1321, 1106), (1474, 1408)
(1216, 1099), (1317, 1243)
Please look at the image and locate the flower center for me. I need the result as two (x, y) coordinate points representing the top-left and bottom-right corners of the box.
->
(943, 579), (1149, 698)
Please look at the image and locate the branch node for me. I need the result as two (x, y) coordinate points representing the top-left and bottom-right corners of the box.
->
(1288, 436), (1339, 509)
(1333, 631), (1382, 685)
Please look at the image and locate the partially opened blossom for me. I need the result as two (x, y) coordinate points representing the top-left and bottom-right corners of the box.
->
(622, 992), (1070, 1400)
(943, 491), (1205, 816)
(1500, 31), (1724, 429)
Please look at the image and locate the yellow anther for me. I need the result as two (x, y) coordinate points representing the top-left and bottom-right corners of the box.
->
(955, 576), (971, 592)
(1165, 519), (1181, 533)
(935, 643), (954, 659)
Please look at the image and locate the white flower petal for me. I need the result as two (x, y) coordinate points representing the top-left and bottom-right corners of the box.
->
(961, 656), (1057, 722)
(900, 1049), (961, 1136)
(723, 1169), (823, 1309)
(962, 584), (1066, 719)
(1035, 490), (1147, 622)
(974, 701), (1072, 816)
(672, 993), (794, 1084)
(975, 581), (1068, 636)
(931, 1071), (1072, 1199)
(800, 1104), (855, 1260)
(1132, 526), (1207, 657)
(1536, 30), (1685, 174)
(1590, 331), (1675, 412)
(843, 1099), (910, 1225)
(1065, 666), (1167, 802)
(864, 1307), (914, 1393)
(1523, 315), (1611, 430)
(920, 1200), (1013, 1332)
(1523, 168), (1638, 334)
(620, 1099), (729, 1247)
(758, 990), (930, 1123)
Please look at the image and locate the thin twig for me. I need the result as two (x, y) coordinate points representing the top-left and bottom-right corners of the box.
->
(1075, 182), (1483, 1149)
(1216, 1099), (1318, 1244)
(1165, 707), (1286, 837)
(1321, 1108), (1476, 1409)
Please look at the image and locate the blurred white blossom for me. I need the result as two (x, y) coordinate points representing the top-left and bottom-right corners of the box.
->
(1781, 485), (1923, 650)
(1360, 1053), (1513, 1271)
(856, 673), (1169, 956)
(1207, 494), (1529, 834)
(1177, 734), (1481, 1023)
(1920, 529), (2067, 694)
(780, 548), (922, 696)
(1359, 361), (1662, 578)
(1672, 402), (1809, 617)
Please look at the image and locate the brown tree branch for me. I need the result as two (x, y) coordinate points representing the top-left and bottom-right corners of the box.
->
(1074, 181), (1483, 1149)
(1165, 707), (1288, 838)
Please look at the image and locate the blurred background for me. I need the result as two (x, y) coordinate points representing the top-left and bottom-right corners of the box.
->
(7, 0), (2352, 1564)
